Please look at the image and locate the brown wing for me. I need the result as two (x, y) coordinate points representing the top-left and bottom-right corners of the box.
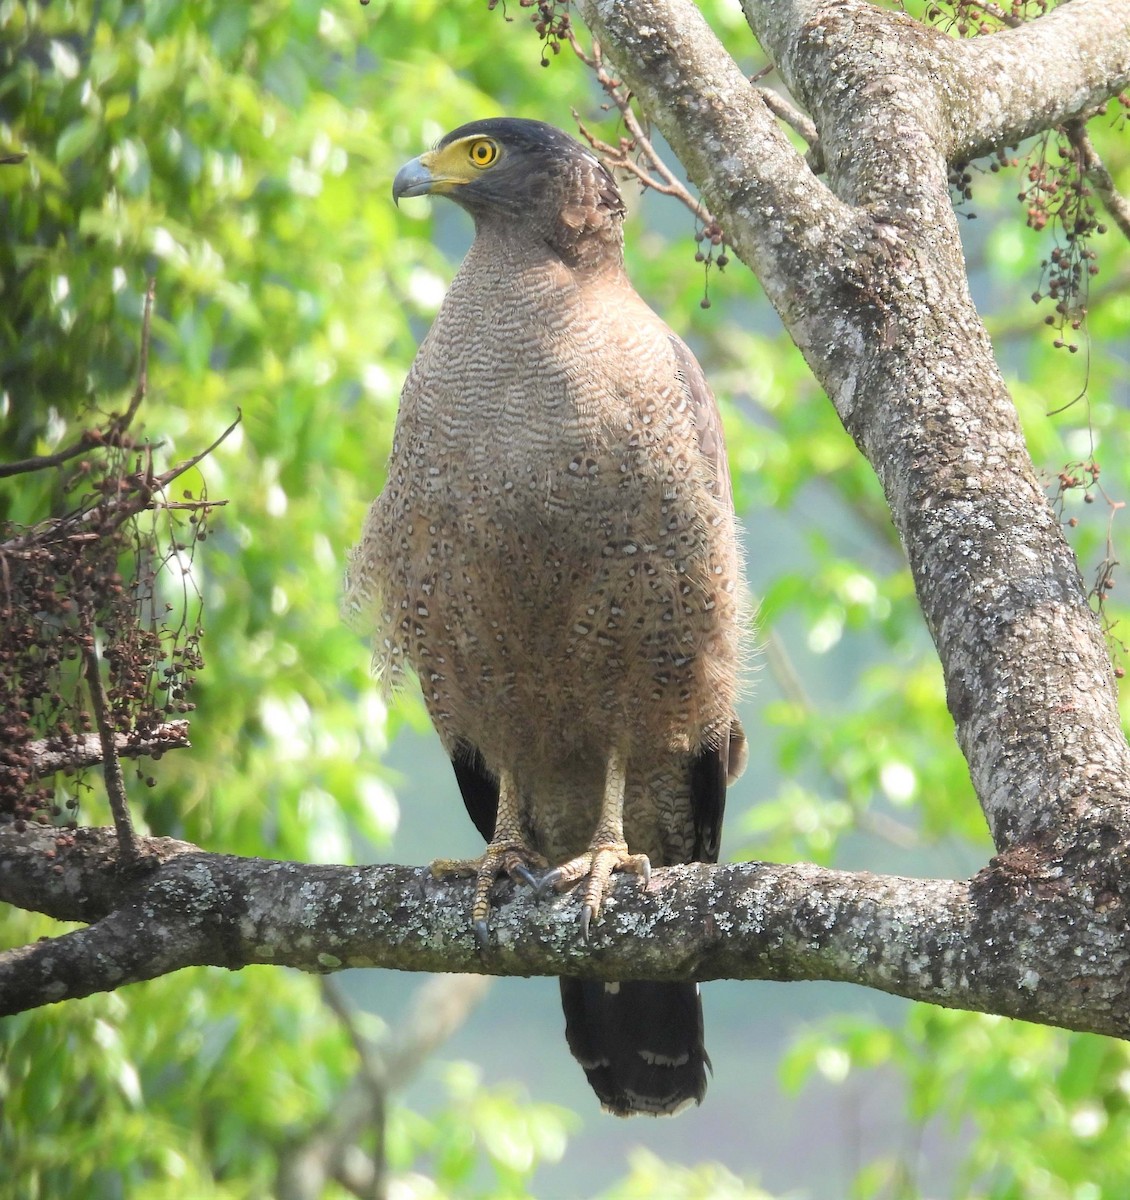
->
(668, 333), (733, 507)
(667, 333), (741, 864)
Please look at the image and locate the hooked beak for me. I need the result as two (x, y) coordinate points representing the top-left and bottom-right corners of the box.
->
(392, 155), (435, 203)
(393, 151), (464, 204)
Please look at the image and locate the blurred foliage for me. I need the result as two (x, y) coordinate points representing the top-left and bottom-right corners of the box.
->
(784, 1010), (1130, 1200)
(387, 1063), (575, 1197)
(597, 1149), (776, 1199)
(2, 0), (1129, 1197)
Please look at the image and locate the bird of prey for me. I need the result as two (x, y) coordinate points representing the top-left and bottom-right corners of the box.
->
(346, 118), (747, 1117)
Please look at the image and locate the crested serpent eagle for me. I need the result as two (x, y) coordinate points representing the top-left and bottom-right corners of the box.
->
(346, 117), (748, 1116)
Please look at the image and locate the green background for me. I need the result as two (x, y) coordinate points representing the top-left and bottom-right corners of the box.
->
(3, 1), (1130, 1196)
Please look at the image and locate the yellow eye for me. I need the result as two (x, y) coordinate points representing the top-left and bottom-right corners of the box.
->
(467, 138), (499, 168)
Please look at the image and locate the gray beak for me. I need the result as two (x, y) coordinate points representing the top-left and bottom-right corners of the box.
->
(392, 156), (436, 204)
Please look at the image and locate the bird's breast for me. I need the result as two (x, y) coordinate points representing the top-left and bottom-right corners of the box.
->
(352, 257), (742, 771)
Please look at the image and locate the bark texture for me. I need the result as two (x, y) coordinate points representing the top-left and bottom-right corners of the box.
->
(4, 0), (1130, 1035)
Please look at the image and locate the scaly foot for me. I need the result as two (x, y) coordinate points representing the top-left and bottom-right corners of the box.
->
(537, 843), (652, 942)
(431, 841), (547, 949)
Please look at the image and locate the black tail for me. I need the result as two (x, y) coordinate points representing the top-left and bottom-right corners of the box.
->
(560, 978), (709, 1116)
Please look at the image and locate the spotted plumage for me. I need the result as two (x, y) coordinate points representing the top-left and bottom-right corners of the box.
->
(347, 118), (748, 1116)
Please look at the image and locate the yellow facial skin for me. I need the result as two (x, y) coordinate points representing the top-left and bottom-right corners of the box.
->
(392, 136), (502, 200)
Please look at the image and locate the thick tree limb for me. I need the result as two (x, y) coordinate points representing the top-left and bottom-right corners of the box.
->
(740, 0), (1130, 168)
(580, 0), (1130, 855)
(2, 824), (1128, 1038)
(954, 0), (1130, 163)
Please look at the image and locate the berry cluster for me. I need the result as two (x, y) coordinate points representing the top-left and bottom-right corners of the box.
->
(488, 0), (571, 66)
(1, 419), (214, 823)
(921, 0), (1051, 38)
(1021, 132), (1106, 353)
(694, 220), (730, 310)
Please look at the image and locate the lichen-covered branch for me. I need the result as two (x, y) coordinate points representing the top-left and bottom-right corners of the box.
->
(953, 0), (1130, 163)
(736, 0), (1130, 171)
(2, 824), (1128, 1038)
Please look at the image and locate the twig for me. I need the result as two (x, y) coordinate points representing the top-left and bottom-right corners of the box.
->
(0, 279), (158, 481)
(755, 87), (819, 149)
(91, 409), (240, 539)
(764, 628), (814, 710)
(566, 31), (716, 226)
(93, 412), (240, 539)
(118, 277), (157, 432)
(278, 975), (490, 1200)
(8, 722), (192, 783)
(763, 631), (920, 848)
(1066, 122), (1130, 244)
(82, 644), (137, 862)
(151, 411), (242, 493)
(0, 497), (224, 559)
(977, 0), (1023, 29)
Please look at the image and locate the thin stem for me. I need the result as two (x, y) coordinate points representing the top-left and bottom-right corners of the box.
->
(82, 643), (137, 862)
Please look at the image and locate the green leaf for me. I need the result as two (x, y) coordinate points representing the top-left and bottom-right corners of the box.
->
(55, 118), (100, 166)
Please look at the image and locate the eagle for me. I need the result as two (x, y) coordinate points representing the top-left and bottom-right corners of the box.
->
(347, 117), (747, 1116)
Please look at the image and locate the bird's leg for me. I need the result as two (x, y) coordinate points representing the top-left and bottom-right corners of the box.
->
(537, 743), (651, 941)
(430, 769), (546, 948)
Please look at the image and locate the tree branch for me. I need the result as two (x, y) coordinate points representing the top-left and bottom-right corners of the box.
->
(953, 0), (1130, 163)
(756, 85), (822, 172)
(2, 824), (1128, 1039)
(739, 0), (1130, 171)
(0, 428), (109, 480)
(3, 722), (190, 783)
(1067, 121), (1130, 244)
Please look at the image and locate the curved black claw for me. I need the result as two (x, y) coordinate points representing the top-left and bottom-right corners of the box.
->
(580, 903), (595, 944)
(512, 862), (541, 890)
(473, 918), (491, 951)
(534, 866), (565, 899)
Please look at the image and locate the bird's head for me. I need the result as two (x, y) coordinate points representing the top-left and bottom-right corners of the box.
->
(393, 118), (625, 268)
